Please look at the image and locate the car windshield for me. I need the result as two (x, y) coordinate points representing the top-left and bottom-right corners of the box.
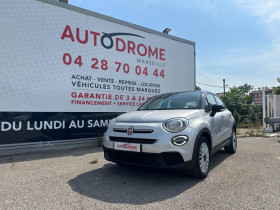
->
(138, 92), (202, 110)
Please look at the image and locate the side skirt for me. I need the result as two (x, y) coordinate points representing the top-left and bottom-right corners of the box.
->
(211, 137), (232, 155)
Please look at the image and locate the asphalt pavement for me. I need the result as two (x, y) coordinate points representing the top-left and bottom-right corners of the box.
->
(0, 137), (279, 209)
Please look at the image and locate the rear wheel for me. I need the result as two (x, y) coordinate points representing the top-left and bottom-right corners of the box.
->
(190, 137), (210, 179)
(224, 130), (237, 154)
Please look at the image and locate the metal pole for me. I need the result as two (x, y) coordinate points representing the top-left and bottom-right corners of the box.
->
(223, 79), (225, 96)
(273, 94), (277, 131)
(262, 87), (266, 130)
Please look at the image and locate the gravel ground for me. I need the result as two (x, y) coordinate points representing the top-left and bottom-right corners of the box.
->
(0, 137), (279, 210)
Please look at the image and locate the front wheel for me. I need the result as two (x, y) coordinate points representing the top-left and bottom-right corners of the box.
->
(190, 137), (210, 179)
(224, 130), (237, 154)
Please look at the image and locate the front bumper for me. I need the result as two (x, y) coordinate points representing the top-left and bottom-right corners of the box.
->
(104, 147), (184, 167)
(103, 122), (199, 163)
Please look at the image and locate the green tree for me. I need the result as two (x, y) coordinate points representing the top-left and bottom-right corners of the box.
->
(196, 85), (201, 90)
(274, 87), (280, 95)
(221, 83), (253, 112)
(274, 78), (280, 95)
(220, 84), (261, 127)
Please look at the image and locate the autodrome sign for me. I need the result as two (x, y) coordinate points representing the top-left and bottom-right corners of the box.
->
(0, 0), (195, 145)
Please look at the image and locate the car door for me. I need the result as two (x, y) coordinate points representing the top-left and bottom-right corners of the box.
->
(205, 94), (224, 148)
(214, 95), (232, 140)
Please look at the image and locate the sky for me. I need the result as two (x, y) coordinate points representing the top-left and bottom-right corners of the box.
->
(69, 0), (280, 93)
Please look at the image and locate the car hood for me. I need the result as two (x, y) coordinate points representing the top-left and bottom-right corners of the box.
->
(116, 110), (203, 123)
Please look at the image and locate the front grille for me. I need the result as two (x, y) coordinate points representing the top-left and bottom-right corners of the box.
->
(113, 128), (154, 134)
(104, 148), (184, 166)
(106, 149), (159, 165)
(109, 136), (157, 144)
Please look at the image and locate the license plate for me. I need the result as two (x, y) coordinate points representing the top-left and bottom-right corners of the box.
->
(114, 142), (141, 152)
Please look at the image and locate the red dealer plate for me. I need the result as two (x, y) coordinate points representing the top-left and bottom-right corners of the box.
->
(114, 142), (141, 152)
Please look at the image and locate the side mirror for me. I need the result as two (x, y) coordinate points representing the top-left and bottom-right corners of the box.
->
(210, 104), (225, 117)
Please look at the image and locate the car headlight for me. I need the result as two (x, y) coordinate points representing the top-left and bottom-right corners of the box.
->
(163, 118), (188, 133)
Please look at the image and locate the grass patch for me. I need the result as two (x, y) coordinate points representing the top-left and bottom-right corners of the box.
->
(8, 157), (15, 168)
(90, 159), (98, 164)
(236, 129), (241, 136)
(244, 129), (266, 137)
(247, 129), (255, 137)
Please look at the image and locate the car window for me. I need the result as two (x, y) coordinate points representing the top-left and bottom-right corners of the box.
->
(214, 95), (225, 107)
(205, 98), (210, 112)
(206, 94), (216, 111)
(152, 99), (165, 109)
(138, 92), (202, 110)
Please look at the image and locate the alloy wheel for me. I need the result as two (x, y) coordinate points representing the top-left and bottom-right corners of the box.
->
(199, 142), (209, 174)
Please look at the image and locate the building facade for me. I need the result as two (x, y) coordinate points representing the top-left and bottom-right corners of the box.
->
(250, 87), (273, 105)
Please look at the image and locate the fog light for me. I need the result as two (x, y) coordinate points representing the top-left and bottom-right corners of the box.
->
(171, 135), (188, 146)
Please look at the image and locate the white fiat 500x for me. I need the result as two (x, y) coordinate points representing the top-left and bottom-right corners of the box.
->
(103, 91), (236, 179)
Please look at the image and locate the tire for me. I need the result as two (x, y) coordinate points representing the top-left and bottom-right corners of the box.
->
(190, 136), (210, 179)
(224, 130), (237, 154)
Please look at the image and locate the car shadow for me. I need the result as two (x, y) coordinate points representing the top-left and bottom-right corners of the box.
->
(68, 150), (231, 205)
